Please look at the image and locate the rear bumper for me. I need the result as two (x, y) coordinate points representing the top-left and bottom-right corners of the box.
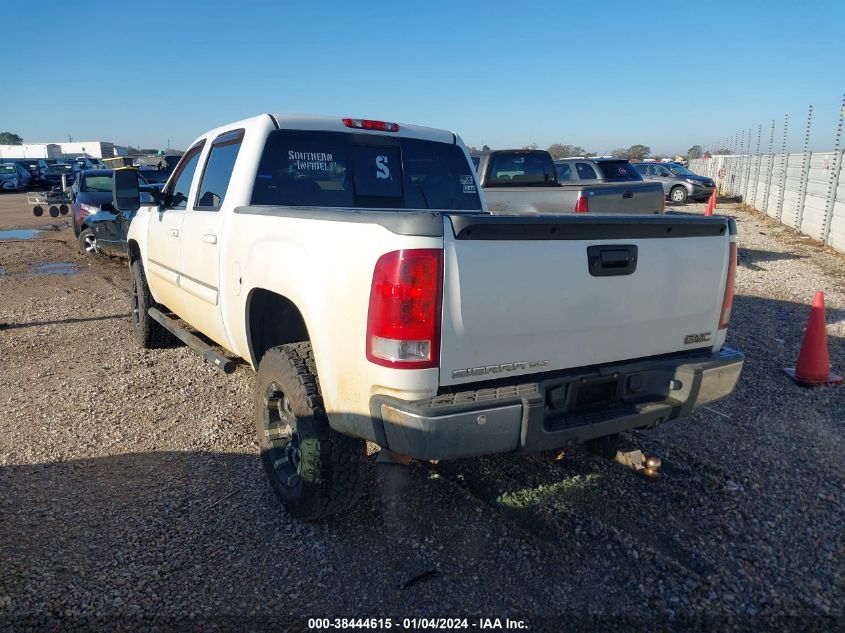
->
(370, 347), (743, 460)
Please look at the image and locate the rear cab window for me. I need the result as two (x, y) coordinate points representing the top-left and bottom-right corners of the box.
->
(485, 151), (557, 186)
(251, 130), (481, 210)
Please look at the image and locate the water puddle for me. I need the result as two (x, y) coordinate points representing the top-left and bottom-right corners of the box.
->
(30, 262), (79, 276)
(0, 229), (45, 241)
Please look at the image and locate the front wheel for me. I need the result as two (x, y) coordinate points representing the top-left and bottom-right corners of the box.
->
(669, 186), (688, 204)
(255, 343), (367, 520)
(78, 229), (99, 255)
(129, 259), (172, 348)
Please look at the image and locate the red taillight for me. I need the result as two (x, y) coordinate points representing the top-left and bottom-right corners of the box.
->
(575, 195), (589, 213)
(719, 242), (737, 329)
(366, 249), (443, 369)
(342, 118), (400, 132)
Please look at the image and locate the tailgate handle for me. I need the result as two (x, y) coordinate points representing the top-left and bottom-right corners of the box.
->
(587, 245), (638, 277)
(622, 190), (634, 198)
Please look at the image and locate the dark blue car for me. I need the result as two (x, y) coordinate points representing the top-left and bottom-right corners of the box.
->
(76, 181), (162, 256)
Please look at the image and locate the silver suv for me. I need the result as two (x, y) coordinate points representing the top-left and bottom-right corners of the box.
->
(633, 162), (715, 204)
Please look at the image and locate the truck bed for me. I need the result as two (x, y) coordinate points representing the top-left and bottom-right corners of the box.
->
(483, 181), (665, 215)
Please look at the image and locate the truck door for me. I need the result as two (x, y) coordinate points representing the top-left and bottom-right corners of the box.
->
(146, 141), (205, 313)
(177, 129), (244, 349)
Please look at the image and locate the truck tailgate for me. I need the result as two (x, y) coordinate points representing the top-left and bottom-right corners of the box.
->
(440, 215), (733, 387)
(584, 182), (664, 214)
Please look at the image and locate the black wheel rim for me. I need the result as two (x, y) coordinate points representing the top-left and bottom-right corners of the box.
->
(130, 275), (140, 326)
(262, 382), (301, 488)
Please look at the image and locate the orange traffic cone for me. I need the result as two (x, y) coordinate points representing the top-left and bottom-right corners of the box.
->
(783, 291), (843, 386)
(704, 189), (716, 216)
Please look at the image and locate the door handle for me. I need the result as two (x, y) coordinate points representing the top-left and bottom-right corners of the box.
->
(622, 190), (633, 199)
(168, 229), (179, 237)
(202, 233), (217, 244)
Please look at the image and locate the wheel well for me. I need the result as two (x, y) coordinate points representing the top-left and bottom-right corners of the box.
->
(246, 289), (310, 366)
(127, 240), (141, 263)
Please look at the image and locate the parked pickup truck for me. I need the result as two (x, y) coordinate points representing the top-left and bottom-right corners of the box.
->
(474, 149), (665, 215)
(112, 114), (743, 520)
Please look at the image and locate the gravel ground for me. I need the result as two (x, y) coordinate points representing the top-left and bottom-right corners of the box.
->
(0, 193), (843, 632)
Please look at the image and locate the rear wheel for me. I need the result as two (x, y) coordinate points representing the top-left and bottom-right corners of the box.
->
(669, 186), (688, 204)
(254, 343), (367, 520)
(129, 259), (172, 348)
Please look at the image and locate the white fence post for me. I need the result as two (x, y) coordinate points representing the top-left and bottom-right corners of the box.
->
(763, 120), (776, 213)
(821, 94), (845, 245)
(777, 115), (790, 221)
(795, 106), (814, 229)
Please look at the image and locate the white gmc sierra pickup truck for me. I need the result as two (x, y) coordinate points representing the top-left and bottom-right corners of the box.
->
(112, 114), (743, 520)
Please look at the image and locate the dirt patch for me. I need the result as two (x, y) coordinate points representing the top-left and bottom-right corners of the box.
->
(0, 198), (842, 628)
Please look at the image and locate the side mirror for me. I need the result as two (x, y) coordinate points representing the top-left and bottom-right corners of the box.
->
(113, 169), (140, 212)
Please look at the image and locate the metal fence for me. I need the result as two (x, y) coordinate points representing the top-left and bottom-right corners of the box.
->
(689, 149), (845, 252)
(688, 94), (845, 254)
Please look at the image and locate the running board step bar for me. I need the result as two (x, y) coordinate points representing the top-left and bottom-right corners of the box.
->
(147, 307), (236, 374)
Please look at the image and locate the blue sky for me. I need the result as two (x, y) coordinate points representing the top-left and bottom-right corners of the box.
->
(2, 0), (843, 154)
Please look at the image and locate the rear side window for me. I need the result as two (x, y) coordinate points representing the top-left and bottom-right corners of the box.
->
(596, 161), (641, 182)
(195, 129), (243, 210)
(486, 152), (556, 186)
(251, 130), (481, 210)
(575, 162), (598, 180)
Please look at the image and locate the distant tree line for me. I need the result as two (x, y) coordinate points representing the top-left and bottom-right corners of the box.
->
(0, 132), (23, 144)
(465, 142), (660, 160)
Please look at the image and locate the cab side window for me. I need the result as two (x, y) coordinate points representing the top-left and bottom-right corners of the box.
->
(195, 129), (244, 210)
(167, 142), (205, 209)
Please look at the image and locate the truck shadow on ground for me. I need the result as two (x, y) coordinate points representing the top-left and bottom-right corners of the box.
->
(0, 312), (130, 331)
(737, 247), (807, 271)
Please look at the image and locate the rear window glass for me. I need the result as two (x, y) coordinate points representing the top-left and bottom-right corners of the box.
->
(82, 174), (112, 192)
(251, 130), (481, 210)
(486, 152), (556, 186)
(0, 165), (15, 174)
(597, 161), (641, 181)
